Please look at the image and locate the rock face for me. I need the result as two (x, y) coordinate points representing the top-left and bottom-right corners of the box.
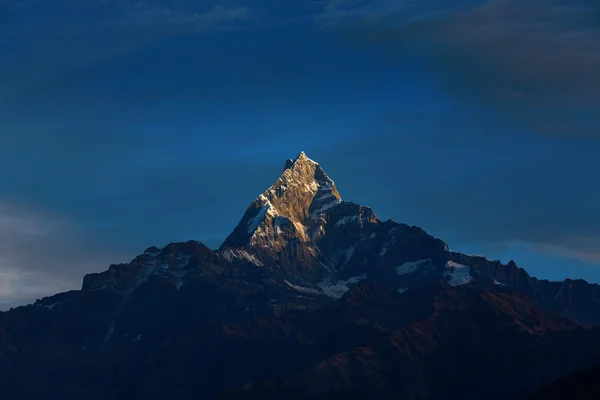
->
(219, 152), (600, 326)
(221, 151), (344, 282)
(223, 151), (342, 249)
(225, 282), (600, 400)
(220, 151), (448, 293)
(2, 151), (600, 400)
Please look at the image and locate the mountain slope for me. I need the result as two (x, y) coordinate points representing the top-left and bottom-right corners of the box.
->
(223, 282), (600, 400)
(79, 151), (600, 326)
(219, 151), (600, 326)
(1, 151), (600, 399)
(3, 279), (600, 400)
(529, 363), (600, 400)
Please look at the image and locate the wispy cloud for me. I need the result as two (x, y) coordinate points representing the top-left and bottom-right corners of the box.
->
(313, 118), (600, 268)
(310, 0), (600, 268)
(1, 1), (251, 101)
(318, 0), (600, 138)
(521, 237), (600, 265)
(99, 2), (251, 32)
(0, 202), (127, 309)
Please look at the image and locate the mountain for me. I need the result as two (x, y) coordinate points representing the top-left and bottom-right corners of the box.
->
(529, 363), (600, 400)
(219, 152), (600, 325)
(1, 151), (600, 399)
(223, 281), (600, 400)
(81, 151), (600, 325)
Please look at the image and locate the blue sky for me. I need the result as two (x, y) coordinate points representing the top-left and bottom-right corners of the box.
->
(1, 0), (600, 308)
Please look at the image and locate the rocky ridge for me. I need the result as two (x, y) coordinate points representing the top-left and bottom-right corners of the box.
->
(2, 151), (600, 399)
(80, 151), (600, 325)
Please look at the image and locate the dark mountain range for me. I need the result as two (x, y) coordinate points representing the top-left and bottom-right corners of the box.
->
(529, 363), (600, 400)
(1, 151), (600, 399)
(223, 281), (600, 400)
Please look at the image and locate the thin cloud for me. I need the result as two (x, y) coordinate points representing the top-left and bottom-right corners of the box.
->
(1, 1), (251, 101)
(312, 120), (600, 267)
(312, 0), (600, 263)
(0, 202), (128, 308)
(523, 237), (600, 265)
(319, 0), (600, 138)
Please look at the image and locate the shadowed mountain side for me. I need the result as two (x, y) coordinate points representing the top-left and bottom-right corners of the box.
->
(1, 152), (600, 399)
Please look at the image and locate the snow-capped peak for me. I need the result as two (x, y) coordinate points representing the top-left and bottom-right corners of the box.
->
(221, 152), (343, 248)
(294, 150), (317, 164)
(283, 151), (317, 172)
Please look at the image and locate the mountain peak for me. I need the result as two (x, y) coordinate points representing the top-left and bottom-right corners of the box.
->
(284, 151), (317, 171)
(295, 150), (314, 163)
(222, 152), (342, 249)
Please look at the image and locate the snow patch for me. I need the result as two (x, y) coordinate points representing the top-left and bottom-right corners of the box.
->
(296, 151), (318, 165)
(247, 204), (270, 233)
(397, 288), (408, 294)
(293, 221), (308, 240)
(444, 261), (474, 286)
(317, 274), (367, 299)
(42, 302), (58, 310)
(396, 259), (431, 276)
(493, 279), (506, 286)
(316, 192), (335, 200)
(335, 215), (359, 227)
(100, 320), (116, 348)
(310, 198), (342, 216)
(221, 248), (264, 267)
(247, 198), (279, 234)
(463, 253), (485, 257)
(552, 286), (564, 306)
(175, 272), (185, 290)
(344, 245), (356, 265)
(161, 254), (191, 290)
(285, 281), (321, 294)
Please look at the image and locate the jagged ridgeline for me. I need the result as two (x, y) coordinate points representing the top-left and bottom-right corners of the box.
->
(1, 151), (600, 400)
(84, 151), (600, 324)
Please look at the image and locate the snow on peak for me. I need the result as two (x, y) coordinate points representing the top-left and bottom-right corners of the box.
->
(256, 152), (341, 222)
(221, 152), (343, 249)
(444, 261), (474, 286)
(263, 152), (341, 211)
(281, 151), (319, 172)
(246, 197), (278, 233)
(295, 151), (317, 165)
